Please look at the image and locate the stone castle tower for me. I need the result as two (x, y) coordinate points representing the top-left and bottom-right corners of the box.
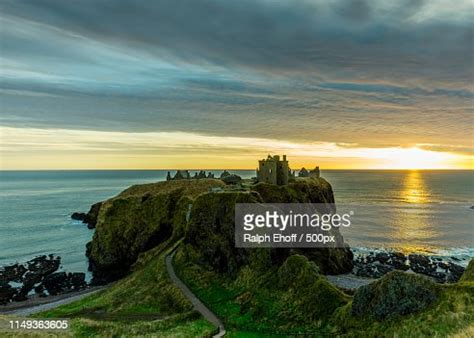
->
(256, 154), (290, 185)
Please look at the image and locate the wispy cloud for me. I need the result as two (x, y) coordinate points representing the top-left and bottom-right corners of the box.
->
(0, 1), (472, 168)
(1, 127), (471, 170)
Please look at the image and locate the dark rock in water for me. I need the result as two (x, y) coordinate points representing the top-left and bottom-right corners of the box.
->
(375, 263), (394, 276)
(70, 272), (87, 290)
(0, 263), (27, 283)
(408, 254), (430, 266)
(375, 252), (390, 264)
(71, 212), (87, 221)
(42, 272), (68, 295)
(355, 265), (375, 278)
(355, 262), (394, 278)
(353, 250), (466, 283)
(408, 254), (437, 275)
(34, 283), (46, 297)
(72, 202), (102, 229)
(11, 255), (61, 300)
(353, 251), (407, 278)
(352, 271), (438, 320)
(27, 255), (60, 275)
(0, 282), (16, 305)
(38, 272), (87, 296)
(447, 263), (465, 281)
(438, 261), (450, 270)
(352, 250), (468, 283)
(1, 255), (87, 303)
(391, 252), (409, 271)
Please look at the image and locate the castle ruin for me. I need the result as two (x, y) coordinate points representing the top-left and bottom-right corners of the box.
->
(256, 154), (292, 185)
(257, 155), (320, 185)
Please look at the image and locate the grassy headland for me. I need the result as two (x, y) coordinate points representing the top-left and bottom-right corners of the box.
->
(4, 177), (471, 337)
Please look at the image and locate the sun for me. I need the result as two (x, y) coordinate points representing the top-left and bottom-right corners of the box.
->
(369, 147), (460, 170)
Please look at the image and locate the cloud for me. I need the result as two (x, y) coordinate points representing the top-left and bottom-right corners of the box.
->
(2, 0), (473, 85)
(1, 126), (471, 170)
(0, 0), (472, 165)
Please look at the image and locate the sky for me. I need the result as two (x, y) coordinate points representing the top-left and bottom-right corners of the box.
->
(0, 0), (473, 170)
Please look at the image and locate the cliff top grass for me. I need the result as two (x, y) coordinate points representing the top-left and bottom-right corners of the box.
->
(116, 178), (226, 199)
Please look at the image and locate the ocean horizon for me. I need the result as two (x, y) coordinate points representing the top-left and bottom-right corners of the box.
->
(1, 169), (473, 277)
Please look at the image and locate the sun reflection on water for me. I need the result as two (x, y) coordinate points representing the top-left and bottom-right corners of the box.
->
(392, 171), (438, 252)
(402, 170), (429, 204)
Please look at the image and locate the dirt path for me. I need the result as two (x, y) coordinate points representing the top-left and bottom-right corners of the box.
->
(1, 287), (106, 317)
(166, 250), (226, 338)
(326, 274), (375, 290)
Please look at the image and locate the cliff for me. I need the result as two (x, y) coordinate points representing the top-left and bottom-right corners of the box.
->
(86, 179), (226, 282)
(34, 177), (473, 336)
(86, 177), (353, 283)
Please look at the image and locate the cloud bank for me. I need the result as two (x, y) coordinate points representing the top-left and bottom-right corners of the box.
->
(0, 0), (473, 167)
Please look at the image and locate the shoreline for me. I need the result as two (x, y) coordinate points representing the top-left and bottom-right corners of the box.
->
(0, 286), (107, 316)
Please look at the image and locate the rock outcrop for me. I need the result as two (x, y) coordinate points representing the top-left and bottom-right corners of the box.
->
(86, 179), (227, 283)
(0, 255), (87, 304)
(351, 270), (438, 320)
(71, 202), (102, 229)
(353, 251), (466, 283)
(184, 180), (353, 276)
(86, 177), (353, 284)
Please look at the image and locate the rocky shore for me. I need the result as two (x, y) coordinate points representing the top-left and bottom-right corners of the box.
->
(353, 250), (466, 283)
(0, 255), (87, 305)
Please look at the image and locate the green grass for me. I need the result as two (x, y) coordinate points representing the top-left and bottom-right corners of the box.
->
(25, 241), (217, 337)
(67, 311), (215, 337)
(174, 248), (474, 337)
(173, 250), (346, 336)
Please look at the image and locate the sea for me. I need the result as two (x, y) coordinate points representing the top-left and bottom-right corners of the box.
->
(1, 170), (473, 276)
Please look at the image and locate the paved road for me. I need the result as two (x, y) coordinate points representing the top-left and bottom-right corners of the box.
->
(2, 287), (105, 317)
(166, 250), (226, 338)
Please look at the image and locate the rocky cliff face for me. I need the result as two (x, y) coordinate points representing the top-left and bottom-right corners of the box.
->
(86, 177), (353, 283)
(87, 179), (226, 283)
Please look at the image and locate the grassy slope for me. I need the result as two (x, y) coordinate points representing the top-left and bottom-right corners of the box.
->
(334, 282), (474, 337)
(3, 247), (471, 337)
(23, 241), (216, 337)
(174, 247), (474, 337)
(174, 250), (349, 336)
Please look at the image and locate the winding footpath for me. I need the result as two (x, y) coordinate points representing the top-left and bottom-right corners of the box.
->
(166, 250), (226, 338)
(1, 287), (105, 317)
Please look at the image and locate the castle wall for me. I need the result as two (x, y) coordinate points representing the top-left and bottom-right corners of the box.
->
(258, 159), (277, 184)
(276, 160), (289, 185)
